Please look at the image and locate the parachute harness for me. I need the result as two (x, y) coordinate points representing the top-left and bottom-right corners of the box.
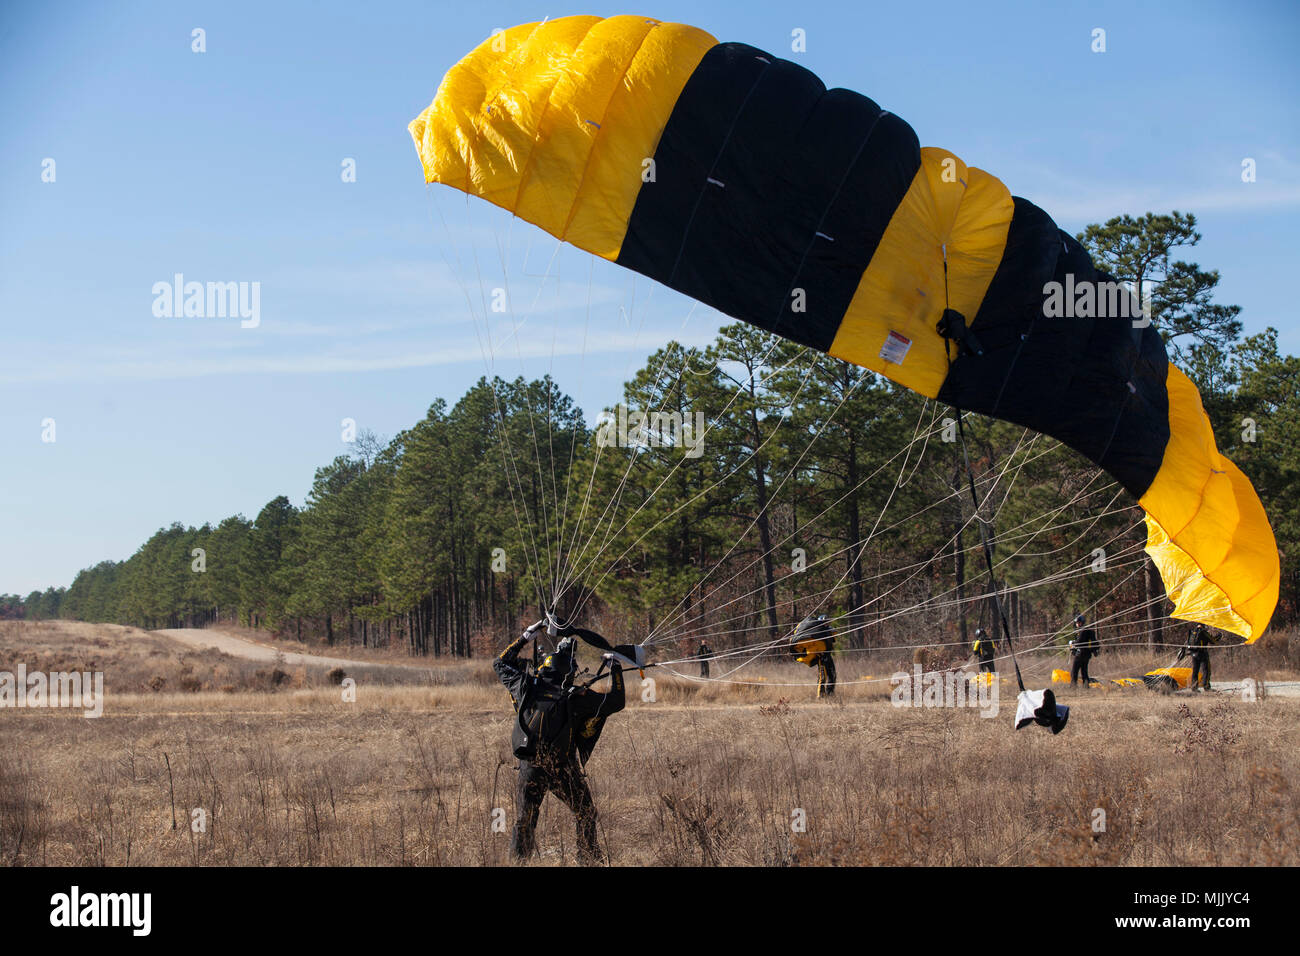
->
(939, 252), (1027, 695)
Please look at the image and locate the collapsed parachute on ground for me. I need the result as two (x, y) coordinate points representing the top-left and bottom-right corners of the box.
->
(409, 14), (1279, 642)
(1051, 666), (1192, 691)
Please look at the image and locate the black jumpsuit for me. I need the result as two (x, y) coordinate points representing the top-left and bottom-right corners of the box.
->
(698, 641), (711, 679)
(1070, 628), (1100, 686)
(493, 634), (625, 862)
(973, 637), (997, 674)
(1178, 625), (1213, 690)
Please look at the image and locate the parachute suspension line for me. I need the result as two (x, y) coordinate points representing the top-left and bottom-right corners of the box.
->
(657, 558), (1185, 690)
(553, 273), (652, 598)
(645, 350), (1012, 650)
(427, 187), (547, 611)
(552, 283), (659, 604)
(642, 366), (924, 645)
(535, 247), (594, 601)
(555, 280), (691, 609)
(941, 250), (1027, 694)
(558, 309), (698, 608)
(452, 193), (554, 609)
(647, 429), (1132, 648)
(657, 544), (1151, 650)
(554, 281), (709, 605)
(767, 411), (1033, 646)
(634, 350), (861, 644)
(552, 255), (602, 600)
(482, 218), (568, 605)
(897, 398), (943, 489)
(554, 305), (714, 609)
(647, 391), (947, 645)
(564, 334), (802, 621)
(786, 365), (939, 639)
(481, 235), (563, 607)
(789, 420), (1035, 651)
(650, 459), (1136, 652)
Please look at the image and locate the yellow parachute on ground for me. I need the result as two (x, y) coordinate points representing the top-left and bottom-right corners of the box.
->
(410, 15), (1279, 641)
(1051, 667), (1191, 690)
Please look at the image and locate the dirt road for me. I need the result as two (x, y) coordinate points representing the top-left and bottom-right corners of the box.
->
(153, 628), (420, 673)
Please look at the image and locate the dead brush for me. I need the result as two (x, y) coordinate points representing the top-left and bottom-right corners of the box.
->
(870, 796), (939, 866)
(912, 646), (966, 672)
(658, 790), (742, 865)
(5, 621), (1300, 866)
(1246, 767), (1299, 865)
(777, 791), (942, 867)
(0, 757), (49, 865)
(1174, 701), (1242, 755)
(759, 697), (792, 717)
(1031, 761), (1152, 866)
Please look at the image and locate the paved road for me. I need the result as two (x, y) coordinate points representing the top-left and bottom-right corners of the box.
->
(153, 628), (419, 672)
(1211, 679), (1300, 698)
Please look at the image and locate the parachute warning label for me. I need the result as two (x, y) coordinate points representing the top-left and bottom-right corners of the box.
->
(880, 331), (911, 364)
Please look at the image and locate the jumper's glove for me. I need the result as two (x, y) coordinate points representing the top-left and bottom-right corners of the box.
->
(523, 619), (545, 640)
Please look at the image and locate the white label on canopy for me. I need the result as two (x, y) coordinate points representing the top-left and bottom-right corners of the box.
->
(880, 331), (911, 364)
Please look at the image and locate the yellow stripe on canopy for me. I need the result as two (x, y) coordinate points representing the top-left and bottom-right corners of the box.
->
(1141, 365), (1279, 641)
(828, 148), (1013, 396)
(408, 15), (715, 260)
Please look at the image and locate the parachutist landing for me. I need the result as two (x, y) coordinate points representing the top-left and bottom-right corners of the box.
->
(1177, 623), (1215, 691)
(493, 621), (625, 864)
(814, 651), (836, 697)
(972, 627), (997, 674)
(789, 616), (836, 698)
(1069, 615), (1100, 687)
(697, 639), (711, 679)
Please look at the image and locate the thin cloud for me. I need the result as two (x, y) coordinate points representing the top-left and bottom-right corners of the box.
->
(1031, 182), (1300, 224)
(0, 326), (721, 385)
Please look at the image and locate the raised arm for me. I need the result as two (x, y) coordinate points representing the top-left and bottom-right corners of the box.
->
(493, 621), (542, 703)
(594, 658), (626, 715)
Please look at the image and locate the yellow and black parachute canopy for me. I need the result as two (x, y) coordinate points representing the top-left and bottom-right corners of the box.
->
(409, 15), (1279, 642)
(788, 616), (834, 665)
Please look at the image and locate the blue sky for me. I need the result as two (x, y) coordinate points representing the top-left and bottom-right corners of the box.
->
(1, 0), (1297, 594)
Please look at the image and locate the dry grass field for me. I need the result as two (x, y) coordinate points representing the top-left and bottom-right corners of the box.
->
(2, 620), (1298, 866)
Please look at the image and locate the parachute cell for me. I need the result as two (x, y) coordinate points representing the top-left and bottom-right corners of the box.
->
(409, 15), (1279, 641)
